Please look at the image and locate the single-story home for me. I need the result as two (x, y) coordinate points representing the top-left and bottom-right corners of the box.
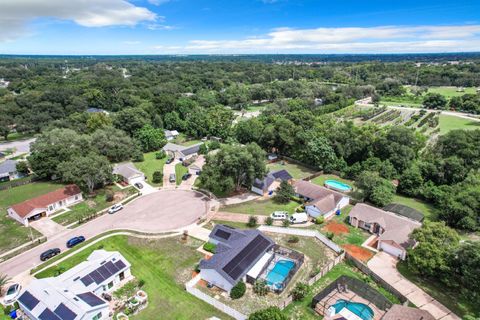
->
(113, 162), (145, 185)
(381, 304), (434, 320)
(163, 142), (203, 160)
(164, 130), (180, 141)
(18, 250), (131, 320)
(0, 159), (25, 182)
(251, 169), (293, 195)
(199, 225), (275, 292)
(294, 180), (350, 219)
(8, 185), (83, 226)
(348, 203), (422, 260)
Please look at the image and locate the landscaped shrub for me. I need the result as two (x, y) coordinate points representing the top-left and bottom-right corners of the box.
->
(264, 216), (273, 226)
(152, 171), (163, 183)
(282, 219), (290, 227)
(194, 264), (200, 273)
(295, 206), (304, 213)
(292, 282), (310, 301)
(105, 190), (114, 202)
(287, 235), (299, 243)
(248, 307), (287, 320)
(247, 215), (258, 228)
(230, 281), (246, 299)
(326, 232), (334, 240)
(253, 279), (268, 296)
(203, 242), (216, 253)
(315, 216), (325, 225)
(138, 279), (145, 287)
(155, 150), (166, 159)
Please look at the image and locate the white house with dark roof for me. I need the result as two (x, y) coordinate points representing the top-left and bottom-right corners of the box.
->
(348, 203), (422, 260)
(251, 169), (293, 195)
(17, 250), (131, 320)
(199, 225), (275, 292)
(294, 180), (350, 219)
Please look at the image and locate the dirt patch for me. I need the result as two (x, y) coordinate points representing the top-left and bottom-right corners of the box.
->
(323, 221), (349, 235)
(343, 244), (374, 262)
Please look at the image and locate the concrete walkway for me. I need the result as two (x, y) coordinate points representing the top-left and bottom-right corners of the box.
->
(368, 252), (460, 320)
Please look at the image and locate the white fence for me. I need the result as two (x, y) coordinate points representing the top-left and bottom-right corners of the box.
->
(257, 226), (343, 253)
(185, 275), (247, 320)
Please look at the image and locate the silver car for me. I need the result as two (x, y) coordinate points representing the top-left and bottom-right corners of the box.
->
(3, 283), (21, 305)
(270, 211), (288, 220)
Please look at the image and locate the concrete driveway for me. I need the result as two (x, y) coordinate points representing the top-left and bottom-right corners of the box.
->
(163, 159), (178, 189)
(29, 219), (67, 239)
(368, 252), (460, 320)
(0, 189), (209, 278)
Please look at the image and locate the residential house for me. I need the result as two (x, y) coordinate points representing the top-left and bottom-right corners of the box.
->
(251, 169), (293, 196)
(348, 203), (422, 260)
(8, 185), (83, 226)
(163, 142), (203, 160)
(381, 305), (434, 320)
(294, 180), (350, 219)
(113, 162), (145, 185)
(199, 225), (275, 292)
(164, 130), (180, 141)
(0, 159), (25, 182)
(17, 250), (131, 320)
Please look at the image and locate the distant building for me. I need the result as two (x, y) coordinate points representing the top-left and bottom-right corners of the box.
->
(251, 169), (293, 195)
(86, 108), (109, 114)
(17, 250), (131, 320)
(164, 130), (180, 141)
(113, 162), (145, 185)
(0, 159), (25, 182)
(8, 185), (83, 226)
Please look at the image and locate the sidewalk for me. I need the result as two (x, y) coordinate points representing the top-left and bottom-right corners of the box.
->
(218, 192), (260, 206)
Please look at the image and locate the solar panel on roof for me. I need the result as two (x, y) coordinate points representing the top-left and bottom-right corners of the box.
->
(54, 303), (76, 320)
(77, 292), (106, 307)
(105, 261), (119, 274)
(215, 229), (231, 240)
(223, 235), (271, 280)
(18, 291), (39, 311)
(97, 265), (112, 279)
(89, 269), (105, 284)
(114, 260), (126, 270)
(39, 308), (61, 320)
(80, 274), (94, 286)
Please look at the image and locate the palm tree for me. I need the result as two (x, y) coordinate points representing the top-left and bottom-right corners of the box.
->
(0, 273), (11, 295)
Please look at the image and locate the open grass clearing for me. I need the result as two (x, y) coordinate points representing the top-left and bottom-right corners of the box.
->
(427, 86), (477, 98)
(171, 133), (203, 147)
(391, 194), (437, 221)
(36, 235), (231, 320)
(267, 161), (317, 180)
(438, 114), (480, 135)
(0, 181), (62, 254)
(222, 198), (300, 216)
(133, 152), (167, 187)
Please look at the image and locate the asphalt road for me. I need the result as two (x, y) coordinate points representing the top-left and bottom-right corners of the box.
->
(0, 189), (209, 278)
(0, 138), (36, 156)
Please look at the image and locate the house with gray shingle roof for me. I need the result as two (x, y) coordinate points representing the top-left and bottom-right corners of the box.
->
(251, 169), (293, 195)
(162, 142), (203, 160)
(0, 159), (24, 182)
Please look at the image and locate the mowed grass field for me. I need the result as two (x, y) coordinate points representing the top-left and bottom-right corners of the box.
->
(36, 235), (231, 320)
(222, 198), (300, 216)
(267, 161), (316, 179)
(0, 181), (63, 254)
(438, 114), (480, 134)
(134, 152), (167, 187)
(391, 195), (437, 221)
(427, 86), (477, 98)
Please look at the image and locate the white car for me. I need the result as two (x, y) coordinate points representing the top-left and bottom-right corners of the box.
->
(270, 211), (288, 220)
(108, 203), (123, 214)
(3, 283), (21, 305)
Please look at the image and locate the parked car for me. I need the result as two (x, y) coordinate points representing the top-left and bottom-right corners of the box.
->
(289, 212), (308, 224)
(182, 173), (192, 180)
(108, 203), (123, 214)
(3, 283), (21, 305)
(166, 158), (174, 164)
(40, 248), (61, 261)
(270, 211), (288, 220)
(169, 173), (176, 183)
(134, 182), (143, 189)
(66, 236), (86, 248)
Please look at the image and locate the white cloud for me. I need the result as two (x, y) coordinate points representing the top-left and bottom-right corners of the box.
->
(147, 23), (175, 30)
(0, 0), (157, 41)
(181, 25), (480, 53)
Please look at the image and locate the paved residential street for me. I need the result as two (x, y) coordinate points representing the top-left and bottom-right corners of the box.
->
(0, 189), (209, 278)
(368, 252), (460, 320)
(0, 138), (36, 157)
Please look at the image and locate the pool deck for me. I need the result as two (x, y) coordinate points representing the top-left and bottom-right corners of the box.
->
(315, 289), (386, 320)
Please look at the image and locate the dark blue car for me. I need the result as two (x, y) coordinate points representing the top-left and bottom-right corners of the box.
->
(66, 236), (85, 248)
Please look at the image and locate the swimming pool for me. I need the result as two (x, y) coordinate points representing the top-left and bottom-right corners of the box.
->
(329, 299), (374, 320)
(265, 259), (295, 289)
(325, 179), (352, 192)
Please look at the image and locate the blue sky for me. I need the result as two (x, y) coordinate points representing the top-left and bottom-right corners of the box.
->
(0, 0), (479, 54)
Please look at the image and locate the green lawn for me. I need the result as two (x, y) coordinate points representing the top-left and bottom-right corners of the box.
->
(267, 161), (316, 179)
(171, 133), (203, 147)
(397, 261), (477, 318)
(222, 198), (300, 216)
(51, 186), (137, 226)
(427, 86), (477, 98)
(0, 181), (63, 254)
(133, 152), (167, 187)
(0, 132), (35, 142)
(282, 261), (401, 320)
(391, 195), (437, 221)
(36, 235), (231, 320)
(175, 163), (188, 185)
(438, 114), (480, 135)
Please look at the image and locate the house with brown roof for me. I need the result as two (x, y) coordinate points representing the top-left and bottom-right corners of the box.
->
(294, 180), (350, 219)
(381, 304), (434, 320)
(7, 185), (83, 226)
(348, 203), (422, 260)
